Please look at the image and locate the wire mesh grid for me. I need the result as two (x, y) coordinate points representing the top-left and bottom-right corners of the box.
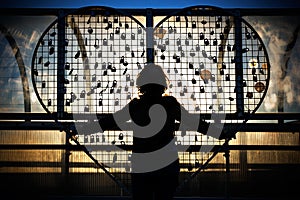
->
(31, 6), (270, 192)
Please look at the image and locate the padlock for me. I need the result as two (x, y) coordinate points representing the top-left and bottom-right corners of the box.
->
(130, 79), (134, 86)
(196, 44), (200, 51)
(253, 74), (258, 82)
(97, 80), (101, 88)
(212, 92), (217, 99)
(213, 56), (217, 63)
(218, 104), (224, 111)
(42, 81), (46, 88)
(126, 74), (130, 81)
(119, 133), (124, 140)
(178, 45), (182, 51)
(199, 62), (204, 69)
(180, 90), (185, 96)
(111, 67), (116, 72)
(138, 27), (142, 34)
(220, 33), (224, 40)
(84, 105), (89, 112)
(177, 81), (182, 87)
(225, 45), (232, 53)
(115, 98), (119, 106)
(92, 74), (96, 82)
(140, 39), (144, 46)
(113, 16), (118, 23)
(189, 62), (194, 69)
(218, 86), (223, 93)
(74, 74), (78, 82)
(192, 93), (196, 101)
(131, 33), (136, 40)
(112, 80), (117, 87)
(200, 86), (205, 93)
(84, 135), (89, 143)
(127, 92), (131, 99)
(204, 38), (209, 46)
(70, 92), (77, 103)
(183, 86), (188, 93)
(90, 135), (94, 143)
(192, 21), (197, 28)
(102, 62), (106, 70)
(88, 27), (93, 34)
(103, 16), (108, 23)
(107, 62), (112, 70)
(80, 90), (86, 98)
(110, 33), (114, 40)
(191, 78), (196, 84)
(220, 69), (224, 75)
(97, 50), (102, 58)
(213, 38), (218, 46)
(185, 39), (189, 46)
(120, 56), (125, 64)
(219, 45), (224, 52)
(64, 62), (70, 70)
(113, 153), (117, 163)
(110, 87), (114, 94)
(246, 92), (253, 99)
(195, 159), (200, 168)
(176, 38), (181, 46)
(103, 38), (108, 46)
(165, 38), (169, 45)
(115, 27), (120, 34)
(226, 74), (230, 81)
(180, 50), (184, 57)
(47, 99), (52, 106)
(200, 32), (204, 40)
(222, 62), (226, 69)
(211, 74), (216, 82)
(117, 86), (121, 93)
(96, 135), (100, 143)
(190, 49), (195, 57)
(121, 33), (126, 40)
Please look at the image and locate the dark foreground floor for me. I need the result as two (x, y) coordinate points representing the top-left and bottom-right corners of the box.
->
(44, 196), (298, 200)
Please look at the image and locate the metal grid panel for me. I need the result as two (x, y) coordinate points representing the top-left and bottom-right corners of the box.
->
(30, 5), (271, 192)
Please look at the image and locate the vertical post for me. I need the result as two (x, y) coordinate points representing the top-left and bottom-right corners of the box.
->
(57, 9), (66, 120)
(223, 139), (230, 199)
(277, 90), (284, 123)
(146, 8), (154, 64)
(234, 10), (244, 117)
(57, 10), (70, 175)
(63, 132), (71, 175)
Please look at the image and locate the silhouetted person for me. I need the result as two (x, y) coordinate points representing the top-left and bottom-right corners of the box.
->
(86, 64), (210, 199)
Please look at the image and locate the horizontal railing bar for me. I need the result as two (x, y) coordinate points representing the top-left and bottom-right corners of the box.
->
(0, 8), (300, 16)
(1, 112), (300, 121)
(0, 144), (299, 151)
(0, 161), (299, 170)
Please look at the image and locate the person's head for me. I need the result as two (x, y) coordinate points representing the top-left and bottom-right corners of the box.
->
(136, 64), (169, 97)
